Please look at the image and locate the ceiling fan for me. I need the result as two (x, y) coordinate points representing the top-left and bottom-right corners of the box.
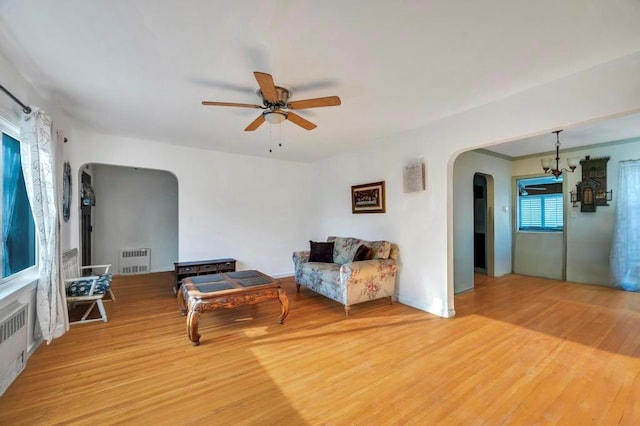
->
(202, 72), (341, 131)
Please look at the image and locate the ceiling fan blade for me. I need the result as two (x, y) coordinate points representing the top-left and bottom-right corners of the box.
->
(286, 112), (317, 130)
(202, 101), (263, 108)
(286, 96), (341, 110)
(254, 72), (279, 102)
(244, 114), (266, 131)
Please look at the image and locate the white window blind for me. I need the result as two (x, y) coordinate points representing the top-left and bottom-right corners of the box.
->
(519, 193), (563, 231)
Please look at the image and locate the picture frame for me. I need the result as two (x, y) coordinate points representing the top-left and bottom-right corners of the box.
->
(351, 181), (386, 214)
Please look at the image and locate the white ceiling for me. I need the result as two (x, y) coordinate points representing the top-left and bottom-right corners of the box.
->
(482, 112), (640, 158)
(1, 0), (640, 161)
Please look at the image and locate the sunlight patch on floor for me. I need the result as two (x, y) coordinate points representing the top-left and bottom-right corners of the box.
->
(242, 326), (269, 338)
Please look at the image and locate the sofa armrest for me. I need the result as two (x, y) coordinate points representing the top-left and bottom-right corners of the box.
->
(339, 259), (398, 302)
(293, 250), (311, 265)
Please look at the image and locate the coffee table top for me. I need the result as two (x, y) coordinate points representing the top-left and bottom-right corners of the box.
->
(181, 270), (279, 298)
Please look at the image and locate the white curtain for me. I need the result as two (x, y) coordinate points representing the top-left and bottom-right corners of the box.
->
(610, 160), (640, 292)
(20, 107), (67, 342)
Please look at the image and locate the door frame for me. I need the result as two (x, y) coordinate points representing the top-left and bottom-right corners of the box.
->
(472, 172), (495, 278)
(80, 171), (92, 268)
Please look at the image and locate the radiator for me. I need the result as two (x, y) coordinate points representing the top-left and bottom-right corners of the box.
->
(0, 303), (28, 396)
(118, 248), (151, 275)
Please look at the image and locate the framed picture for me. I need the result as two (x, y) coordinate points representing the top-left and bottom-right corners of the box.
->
(351, 181), (386, 213)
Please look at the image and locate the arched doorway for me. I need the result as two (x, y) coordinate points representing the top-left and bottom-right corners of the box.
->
(473, 173), (488, 273)
(79, 163), (179, 274)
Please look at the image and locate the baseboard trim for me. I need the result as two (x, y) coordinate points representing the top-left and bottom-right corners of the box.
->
(271, 272), (294, 279)
(395, 295), (456, 318)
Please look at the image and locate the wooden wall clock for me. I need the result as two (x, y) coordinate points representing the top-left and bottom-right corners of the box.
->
(571, 155), (612, 212)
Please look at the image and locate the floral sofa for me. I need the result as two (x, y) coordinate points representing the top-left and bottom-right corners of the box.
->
(292, 236), (398, 315)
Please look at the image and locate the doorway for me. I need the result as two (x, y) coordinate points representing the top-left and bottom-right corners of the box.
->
(82, 164), (178, 274)
(473, 173), (487, 273)
(452, 154), (496, 294)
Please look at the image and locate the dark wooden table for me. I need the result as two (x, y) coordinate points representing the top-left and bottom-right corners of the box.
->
(173, 258), (236, 292)
(177, 270), (289, 346)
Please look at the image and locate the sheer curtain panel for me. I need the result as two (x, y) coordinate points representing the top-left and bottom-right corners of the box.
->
(610, 160), (640, 292)
(20, 108), (67, 342)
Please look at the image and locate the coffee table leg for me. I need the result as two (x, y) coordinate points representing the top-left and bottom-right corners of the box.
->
(187, 308), (201, 346)
(177, 288), (187, 315)
(278, 288), (289, 324)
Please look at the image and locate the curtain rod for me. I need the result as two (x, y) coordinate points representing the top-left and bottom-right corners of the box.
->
(0, 84), (32, 114)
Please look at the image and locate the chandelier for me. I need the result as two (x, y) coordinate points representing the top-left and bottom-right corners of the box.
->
(541, 130), (578, 179)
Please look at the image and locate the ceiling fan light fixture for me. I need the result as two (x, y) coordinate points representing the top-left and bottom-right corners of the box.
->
(264, 110), (287, 124)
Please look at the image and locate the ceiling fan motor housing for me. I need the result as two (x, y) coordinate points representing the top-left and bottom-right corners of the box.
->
(257, 86), (290, 109)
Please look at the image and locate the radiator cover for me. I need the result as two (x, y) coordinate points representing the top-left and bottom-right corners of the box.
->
(118, 248), (151, 275)
(0, 302), (28, 396)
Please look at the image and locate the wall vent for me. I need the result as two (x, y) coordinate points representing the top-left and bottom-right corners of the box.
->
(118, 248), (151, 275)
(0, 304), (28, 396)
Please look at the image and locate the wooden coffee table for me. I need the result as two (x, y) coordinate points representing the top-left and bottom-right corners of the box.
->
(177, 270), (289, 346)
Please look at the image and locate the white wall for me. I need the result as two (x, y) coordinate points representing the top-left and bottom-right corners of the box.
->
(513, 231), (564, 280)
(512, 138), (640, 285)
(311, 139), (454, 316)
(92, 164), (179, 273)
(311, 52), (640, 317)
(66, 130), (314, 278)
(453, 150), (512, 293)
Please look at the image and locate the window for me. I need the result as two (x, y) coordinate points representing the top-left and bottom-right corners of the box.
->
(2, 127), (37, 280)
(518, 176), (564, 232)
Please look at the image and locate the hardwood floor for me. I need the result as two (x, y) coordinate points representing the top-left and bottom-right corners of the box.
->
(1, 272), (640, 425)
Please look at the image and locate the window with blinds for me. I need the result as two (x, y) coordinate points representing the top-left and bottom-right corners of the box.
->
(518, 177), (564, 232)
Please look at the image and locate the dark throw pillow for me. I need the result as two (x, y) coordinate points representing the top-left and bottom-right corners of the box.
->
(309, 241), (335, 263)
(353, 244), (373, 262)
